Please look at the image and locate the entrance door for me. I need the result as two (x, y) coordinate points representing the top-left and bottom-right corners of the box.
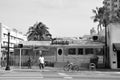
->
(117, 51), (120, 68)
(57, 48), (64, 62)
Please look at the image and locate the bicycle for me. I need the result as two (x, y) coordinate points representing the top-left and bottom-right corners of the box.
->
(63, 61), (80, 71)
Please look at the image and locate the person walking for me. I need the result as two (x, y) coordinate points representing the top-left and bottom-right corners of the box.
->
(27, 57), (32, 69)
(38, 54), (44, 69)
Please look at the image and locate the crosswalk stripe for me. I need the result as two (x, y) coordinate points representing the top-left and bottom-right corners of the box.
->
(0, 76), (44, 79)
(58, 73), (69, 76)
(58, 73), (73, 79)
(64, 76), (72, 79)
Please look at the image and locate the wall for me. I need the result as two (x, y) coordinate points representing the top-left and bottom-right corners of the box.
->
(0, 23), (2, 58)
(108, 23), (120, 69)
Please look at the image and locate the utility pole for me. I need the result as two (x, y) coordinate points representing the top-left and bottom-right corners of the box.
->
(104, 12), (110, 68)
(103, 4), (110, 68)
(5, 32), (10, 70)
(105, 20), (108, 68)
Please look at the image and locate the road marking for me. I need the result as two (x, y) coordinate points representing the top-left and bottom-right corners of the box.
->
(58, 73), (72, 79)
(0, 76), (44, 79)
(58, 73), (69, 76)
(115, 72), (120, 74)
(64, 76), (72, 79)
(13, 69), (50, 72)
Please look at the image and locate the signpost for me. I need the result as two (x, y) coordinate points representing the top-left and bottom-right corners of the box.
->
(5, 32), (10, 70)
(19, 48), (22, 69)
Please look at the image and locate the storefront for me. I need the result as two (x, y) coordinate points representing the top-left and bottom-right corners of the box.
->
(113, 43), (120, 68)
(108, 23), (120, 69)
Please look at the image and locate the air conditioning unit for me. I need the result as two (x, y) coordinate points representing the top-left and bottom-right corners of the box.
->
(18, 44), (23, 48)
(92, 35), (99, 41)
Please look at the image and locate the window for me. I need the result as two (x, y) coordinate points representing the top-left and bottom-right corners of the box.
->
(11, 36), (14, 40)
(3, 33), (5, 37)
(107, 3), (110, 6)
(85, 48), (93, 55)
(13, 37), (15, 40)
(10, 43), (12, 46)
(10, 36), (12, 40)
(24, 50), (29, 55)
(114, 4), (118, 7)
(78, 48), (83, 55)
(95, 48), (103, 55)
(3, 41), (5, 46)
(58, 49), (62, 55)
(4, 42), (8, 46)
(3, 33), (7, 38)
(36, 51), (39, 56)
(68, 48), (76, 55)
(106, 8), (110, 11)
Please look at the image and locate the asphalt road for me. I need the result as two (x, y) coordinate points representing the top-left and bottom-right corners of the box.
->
(0, 68), (120, 80)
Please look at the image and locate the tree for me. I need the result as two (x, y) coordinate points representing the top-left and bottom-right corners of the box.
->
(26, 22), (52, 41)
(111, 9), (120, 23)
(92, 6), (120, 32)
(92, 6), (110, 68)
(92, 7), (110, 34)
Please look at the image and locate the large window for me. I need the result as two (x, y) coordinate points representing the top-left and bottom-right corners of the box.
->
(78, 48), (83, 55)
(114, 4), (118, 8)
(85, 48), (93, 55)
(68, 48), (76, 55)
(95, 48), (103, 55)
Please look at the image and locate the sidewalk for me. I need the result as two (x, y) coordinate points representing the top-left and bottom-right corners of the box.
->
(12, 67), (61, 72)
(0, 66), (17, 72)
(0, 66), (120, 73)
(0, 66), (62, 72)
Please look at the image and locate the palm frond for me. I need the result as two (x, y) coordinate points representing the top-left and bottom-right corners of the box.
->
(90, 16), (95, 19)
(96, 7), (99, 12)
(92, 9), (97, 14)
(27, 21), (52, 41)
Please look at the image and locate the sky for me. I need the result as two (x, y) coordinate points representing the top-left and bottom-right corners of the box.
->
(0, 0), (103, 37)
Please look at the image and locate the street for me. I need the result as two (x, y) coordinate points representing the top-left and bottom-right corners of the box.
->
(0, 67), (120, 80)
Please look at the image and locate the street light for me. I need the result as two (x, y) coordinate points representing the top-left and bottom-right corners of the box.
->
(5, 32), (10, 70)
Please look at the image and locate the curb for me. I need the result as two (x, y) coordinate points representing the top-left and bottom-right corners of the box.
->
(1, 67), (120, 73)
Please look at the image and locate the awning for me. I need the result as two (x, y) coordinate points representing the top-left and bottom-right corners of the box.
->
(113, 43), (120, 51)
(33, 47), (49, 51)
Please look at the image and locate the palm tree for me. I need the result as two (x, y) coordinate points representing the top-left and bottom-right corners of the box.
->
(92, 6), (110, 68)
(92, 7), (110, 34)
(26, 22), (52, 41)
(92, 7), (120, 31)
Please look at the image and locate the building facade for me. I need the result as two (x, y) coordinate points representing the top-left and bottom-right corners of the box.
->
(0, 23), (27, 58)
(107, 23), (120, 69)
(102, 0), (120, 69)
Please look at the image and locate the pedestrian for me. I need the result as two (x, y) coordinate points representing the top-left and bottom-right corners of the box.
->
(27, 57), (32, 69)
(1, 54), (6, 67)
(38, 52), (44, 69)
(1, 57), (4, 67)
